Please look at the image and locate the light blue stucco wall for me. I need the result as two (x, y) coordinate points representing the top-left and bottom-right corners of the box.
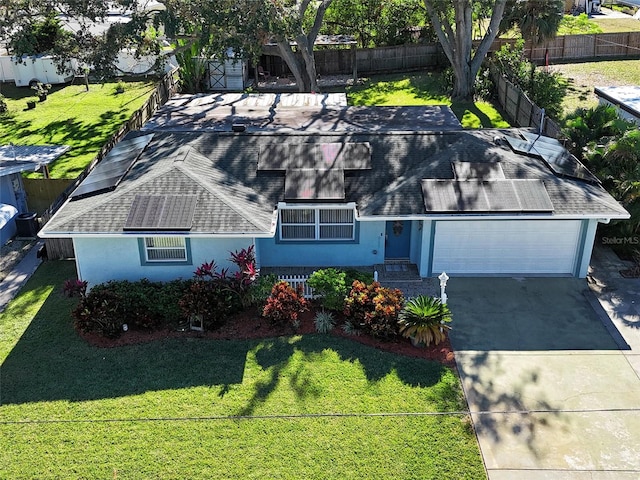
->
(576, 219), (599, 278)
(257, 221), (386, 267)
(409, 220), (422, 267)
(74, 236), (255, 287)
(0, 176), (17, 206)
(417, 220), (433, 277)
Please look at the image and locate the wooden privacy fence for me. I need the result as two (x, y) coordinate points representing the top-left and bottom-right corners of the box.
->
(491, 68), (562, 139)
(263, 43), (447, 76)
(23, 178), (73, 215)
(355, 44), (448, 74)
(263, 32), (640, 77)
(493, 32), (640, 64)
(41, 69), (180, 260)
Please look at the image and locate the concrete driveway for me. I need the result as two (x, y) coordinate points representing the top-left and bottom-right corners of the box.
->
(448, 277), (640, 480)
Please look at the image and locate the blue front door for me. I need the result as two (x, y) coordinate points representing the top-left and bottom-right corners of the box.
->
(385, 221), (411, 259)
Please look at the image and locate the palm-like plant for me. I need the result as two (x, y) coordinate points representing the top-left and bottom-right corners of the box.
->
(398, 296), (452, 346)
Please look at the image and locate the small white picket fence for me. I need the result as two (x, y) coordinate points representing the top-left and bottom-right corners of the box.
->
(278, 274), (315, 299)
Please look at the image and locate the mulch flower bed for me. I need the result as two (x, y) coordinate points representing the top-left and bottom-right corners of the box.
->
(80, 307), (455, 366)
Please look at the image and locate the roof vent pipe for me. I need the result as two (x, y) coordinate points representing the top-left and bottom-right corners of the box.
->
(539, 108), (545, 135)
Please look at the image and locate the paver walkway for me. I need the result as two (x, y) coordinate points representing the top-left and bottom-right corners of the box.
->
(0, 240), (43, 313)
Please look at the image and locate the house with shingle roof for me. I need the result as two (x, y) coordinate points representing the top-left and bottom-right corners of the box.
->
(39, 94), (629, 286)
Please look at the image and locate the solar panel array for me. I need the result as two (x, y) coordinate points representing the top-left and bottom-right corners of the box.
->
(123, 195), (197, 230)
(285, 169), (345, 200)
(259, 142), (371, 200)
(421, 179), (553, 213)
(70, 134), (154, 200)
(504, 132), (600, 184)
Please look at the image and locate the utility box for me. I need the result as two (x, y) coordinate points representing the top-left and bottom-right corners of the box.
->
(15, 212), (39, 237)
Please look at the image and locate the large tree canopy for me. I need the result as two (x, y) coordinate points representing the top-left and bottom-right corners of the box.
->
(1, 0), (166, 77)
(501, 0), (564, 46)
(323, 0), (432, 48)
(423, 0), (507, 101)
(1, 0), (332, 92)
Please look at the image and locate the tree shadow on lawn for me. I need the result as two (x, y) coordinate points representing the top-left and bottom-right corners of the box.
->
(348, 72), (448, 106)
(450, 102), (494, 128)
(0, 292), (250, 405)
(0, 292), (452, 407)
(235, 335), (455, 417)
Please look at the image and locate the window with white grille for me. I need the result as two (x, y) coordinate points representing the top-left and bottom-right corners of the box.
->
(280, 206), (355, 241)
(143, 237), (188, 262)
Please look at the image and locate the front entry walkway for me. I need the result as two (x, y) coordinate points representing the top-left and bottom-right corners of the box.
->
(447, 276), (640, 479)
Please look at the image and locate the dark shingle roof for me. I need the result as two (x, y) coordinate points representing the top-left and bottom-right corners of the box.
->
(41, 128), (628, 236)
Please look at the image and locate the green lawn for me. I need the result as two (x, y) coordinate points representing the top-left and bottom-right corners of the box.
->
(0, 261), (485, 479)
(552, 59), (640, 117)
(591, 18), (640, 33)
(0, 81), (156, 178)
(347, 72), (510, 129)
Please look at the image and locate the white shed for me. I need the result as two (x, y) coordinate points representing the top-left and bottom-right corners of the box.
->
(204, 49), (249, 92)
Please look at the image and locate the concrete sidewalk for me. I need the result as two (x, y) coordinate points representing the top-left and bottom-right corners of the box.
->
(0, 240), (44, 313)
(589, 245), (640, 361)
(448, 269), (640, 479)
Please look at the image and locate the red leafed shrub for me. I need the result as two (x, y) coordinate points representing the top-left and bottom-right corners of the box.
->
(343, 280), (405, 339)
(262, 281), (308, 327)
(63, 278), (88, 298)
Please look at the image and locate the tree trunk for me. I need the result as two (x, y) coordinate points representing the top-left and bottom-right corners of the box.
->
(452, 60), (474, 102)
(263, 0), (332, 93)
(273, 40), (305, 92)
(424, 0), (507, 102)
(296, 34), (319, 92)
(271, 39), (316, 93)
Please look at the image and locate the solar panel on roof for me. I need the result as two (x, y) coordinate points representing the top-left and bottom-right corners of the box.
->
(421, 180), (553, 213)
(512, 180), (554, 211)
(422, 180), (490, 212)
(483, 181), (519, 210)
(538, 147), (599, 184)
(504, 132), (600, 184)
(259, 142), (370, 201)
(123, 195), (197, 230)
(423, 180), (459, 211)
(289, 144), (318, 169)
(70, 134), (153, 200)
(285, 169), (345, 200)
(504, 135), (535, 154)
(319, 143), (342, 166)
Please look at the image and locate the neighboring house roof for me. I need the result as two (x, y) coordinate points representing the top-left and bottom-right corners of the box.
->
(594, 86), (640, 121)
(0, 145), (69, 176)
(41, 99), (629, 237)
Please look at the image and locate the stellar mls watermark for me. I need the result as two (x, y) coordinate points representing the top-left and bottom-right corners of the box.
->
(602, 236), (639, 245)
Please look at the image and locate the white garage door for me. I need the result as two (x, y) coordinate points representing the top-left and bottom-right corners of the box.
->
(432, 220), (582, 275)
